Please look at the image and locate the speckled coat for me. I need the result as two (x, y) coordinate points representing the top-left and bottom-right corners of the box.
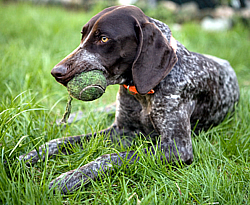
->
(19, 5), (239, 194)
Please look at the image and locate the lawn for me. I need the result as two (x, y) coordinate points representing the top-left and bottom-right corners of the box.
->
(0, 2), (249, 204)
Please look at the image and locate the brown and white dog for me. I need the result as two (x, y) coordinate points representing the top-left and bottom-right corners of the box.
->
(19, 6), (239, 194)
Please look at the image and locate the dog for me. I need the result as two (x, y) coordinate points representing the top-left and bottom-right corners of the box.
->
(19, 5), (239, 194)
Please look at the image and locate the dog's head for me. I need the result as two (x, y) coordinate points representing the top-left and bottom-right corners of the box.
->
(51, 6), (177, 95)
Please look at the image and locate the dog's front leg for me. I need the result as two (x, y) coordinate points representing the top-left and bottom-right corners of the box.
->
(150, 96), (196, 164)
(18, 125), (121, 165)
(49, 137), (192, 194)
(49, 150), (139, 194)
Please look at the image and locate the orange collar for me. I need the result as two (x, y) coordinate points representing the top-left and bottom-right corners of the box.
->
(123, 84), (154, 95)
(123, 35), (177, 95)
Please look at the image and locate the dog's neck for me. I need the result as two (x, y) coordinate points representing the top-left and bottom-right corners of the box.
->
(123, 35), (177, 95)
(122, 18), (177, 95)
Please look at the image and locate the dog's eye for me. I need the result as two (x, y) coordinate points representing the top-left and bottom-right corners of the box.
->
(101, 36), (109, 43)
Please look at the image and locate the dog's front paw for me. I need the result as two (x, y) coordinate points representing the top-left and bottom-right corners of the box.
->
(49, 169), (89, 194)
(18, 138), (62, 165)
(49, 154), (113, 194)
(18, 136), (83, 165)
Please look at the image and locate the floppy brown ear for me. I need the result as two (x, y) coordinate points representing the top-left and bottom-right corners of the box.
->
(132, 22), (178, 95)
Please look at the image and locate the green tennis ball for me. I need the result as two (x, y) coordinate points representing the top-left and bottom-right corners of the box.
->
(67, 70), (107, 101)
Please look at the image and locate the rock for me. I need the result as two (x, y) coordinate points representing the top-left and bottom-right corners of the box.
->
(179, 2), (199, 14)
(118, 0), (137, 5)
(239, 7), (250, 19)
(214, 6), (235, 18)
(178, 1), (200, 21)
(231, 0), (241, 9)
(162, 1), (179, 13)
(171, 23), (182, 32)
(201, 17), (232, 31)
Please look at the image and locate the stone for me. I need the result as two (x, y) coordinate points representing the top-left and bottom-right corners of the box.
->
(201, 16), (232, 31)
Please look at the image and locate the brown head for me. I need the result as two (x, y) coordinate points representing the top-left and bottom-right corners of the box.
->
(51, 6), (177, 95)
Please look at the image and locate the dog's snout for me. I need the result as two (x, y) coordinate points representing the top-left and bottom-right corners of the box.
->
(51, 65), (67, 78)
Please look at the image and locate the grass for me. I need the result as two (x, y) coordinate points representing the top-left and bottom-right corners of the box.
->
(0, 2), (249, 204)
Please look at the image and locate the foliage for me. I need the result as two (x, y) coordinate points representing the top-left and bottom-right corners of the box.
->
(0, 2), (249, 204)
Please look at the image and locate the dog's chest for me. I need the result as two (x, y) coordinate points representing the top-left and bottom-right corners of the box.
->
(134, 94), (157, 134)
(115, 87), (156, 135)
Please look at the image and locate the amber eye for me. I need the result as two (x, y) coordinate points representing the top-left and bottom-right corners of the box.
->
(101, 36), (109, 43)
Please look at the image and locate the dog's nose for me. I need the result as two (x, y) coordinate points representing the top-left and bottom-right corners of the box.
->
(51, 65), (67, 78)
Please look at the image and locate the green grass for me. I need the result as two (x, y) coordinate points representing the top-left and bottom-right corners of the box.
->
(0, 2), (249, 204)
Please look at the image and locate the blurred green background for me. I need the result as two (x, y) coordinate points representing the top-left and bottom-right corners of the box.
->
(0, 1), (249, 204)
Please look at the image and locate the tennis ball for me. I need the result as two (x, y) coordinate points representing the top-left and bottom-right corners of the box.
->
(67, 70), (107, 101)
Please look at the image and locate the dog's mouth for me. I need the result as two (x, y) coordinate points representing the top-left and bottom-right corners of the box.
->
(53, 74), (74, 87)
(51, 62), (106, 87)
(51, 66), (88, 87)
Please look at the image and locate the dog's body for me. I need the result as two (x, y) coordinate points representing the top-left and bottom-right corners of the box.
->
(19, 6), (239, 193)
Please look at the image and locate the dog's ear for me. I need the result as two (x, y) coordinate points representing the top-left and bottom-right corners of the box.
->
(132, 21), (177, 95)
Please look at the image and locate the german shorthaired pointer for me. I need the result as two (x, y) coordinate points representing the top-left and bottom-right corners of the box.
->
(19, 5), (239, 193)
